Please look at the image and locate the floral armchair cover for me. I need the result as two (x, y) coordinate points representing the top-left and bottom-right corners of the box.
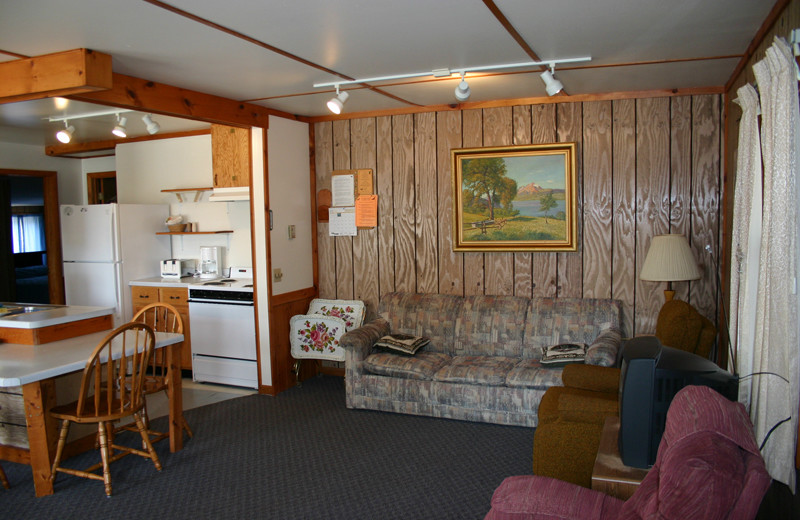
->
(290, 299), (366, 362)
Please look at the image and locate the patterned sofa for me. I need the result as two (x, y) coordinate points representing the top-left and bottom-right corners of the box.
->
(342, 292), (623, 427)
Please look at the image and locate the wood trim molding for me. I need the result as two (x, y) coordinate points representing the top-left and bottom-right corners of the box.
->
(45, 128), (211, 157)
(307, 85), (725, 123)
(0, 49), (112, 104)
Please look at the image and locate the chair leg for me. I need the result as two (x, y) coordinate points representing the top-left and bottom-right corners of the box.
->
(97, 421), (113, 497)
(134, 412), (162, 471)
(50, 419), (71, 482)
(292, 359), (302, 386)
(0, 464), (9, 489)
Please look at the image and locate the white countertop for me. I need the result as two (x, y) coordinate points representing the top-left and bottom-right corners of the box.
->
(130, 276), (197, 288)
(0, 330), (183, 387)
(0, 305), (114, 330)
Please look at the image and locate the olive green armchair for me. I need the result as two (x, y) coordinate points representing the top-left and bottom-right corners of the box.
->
(532, 299), (716, 488)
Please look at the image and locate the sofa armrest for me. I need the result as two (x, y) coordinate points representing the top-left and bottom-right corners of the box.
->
(584, 327), (623, 367)
(562, 364), (621, 394)
(341, 317), (391, 362)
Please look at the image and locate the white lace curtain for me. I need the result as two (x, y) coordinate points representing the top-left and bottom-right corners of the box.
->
(730, 36), (800, 492)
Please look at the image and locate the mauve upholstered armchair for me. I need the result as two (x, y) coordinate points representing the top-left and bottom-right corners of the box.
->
(487, 385), (772, 520)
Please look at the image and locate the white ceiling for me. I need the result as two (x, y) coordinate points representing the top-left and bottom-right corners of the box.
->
(0, 0), (775, 146)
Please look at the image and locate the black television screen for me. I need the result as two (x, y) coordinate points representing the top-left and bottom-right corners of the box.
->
(617, 336), (738, 468)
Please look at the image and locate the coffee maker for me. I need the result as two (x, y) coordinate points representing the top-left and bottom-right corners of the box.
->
(199, 246), (223, 279)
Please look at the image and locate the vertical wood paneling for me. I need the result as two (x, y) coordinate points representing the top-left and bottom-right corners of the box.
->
(582, 101), (613, 299)
(483, 107), (514, 296)
(670, 96), (693, 303)
(393, 114), (416, 292)
(531, 104), (559, 298)
(512, 105), (533, 297)
(315, 94), (722, 340)
(635, 97), (671, 334)
(376, 116), (395, 297)
(351, 118), (379, 317)
(314, 121), (336, 299)
(415, 112), (438, 293)
(690, 95), (720, 320)
(557, 102), (583, 298)
(612, 99), (637, 337)
(462, 109), (485, 295)
(437, 110), (464, 295)
(332, 120), (354, 300)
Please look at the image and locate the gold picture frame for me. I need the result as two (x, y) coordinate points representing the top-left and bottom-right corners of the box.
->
(452, 143), (577, 252)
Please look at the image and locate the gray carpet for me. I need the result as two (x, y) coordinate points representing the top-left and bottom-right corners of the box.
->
(2, 376), (534, 519)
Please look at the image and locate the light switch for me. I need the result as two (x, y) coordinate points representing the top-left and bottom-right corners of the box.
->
(273, 268), (283, 282)
(288, 224), (296, 239)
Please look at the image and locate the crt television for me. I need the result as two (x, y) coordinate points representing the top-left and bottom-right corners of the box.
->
(618, 335), (738, 469)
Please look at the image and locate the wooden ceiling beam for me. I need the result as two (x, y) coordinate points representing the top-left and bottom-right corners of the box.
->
(0, 49), (112, 104)
(70, 72), (299, 128)
(45, 129), (211, 157)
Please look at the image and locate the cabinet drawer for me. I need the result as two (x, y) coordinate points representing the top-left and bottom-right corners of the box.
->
(131, 285), (159, 303)
(159, 287), (188, 307)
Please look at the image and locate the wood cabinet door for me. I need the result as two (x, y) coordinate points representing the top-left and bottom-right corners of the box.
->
(211, 124), (251, 188)
(158, 287), (192, 370)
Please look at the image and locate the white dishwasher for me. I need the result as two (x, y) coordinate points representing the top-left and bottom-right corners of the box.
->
(188, 268), (258, 389)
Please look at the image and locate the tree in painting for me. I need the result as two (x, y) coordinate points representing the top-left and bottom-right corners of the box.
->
(538, 191), (557, 223)
(461, 157), (517, 220)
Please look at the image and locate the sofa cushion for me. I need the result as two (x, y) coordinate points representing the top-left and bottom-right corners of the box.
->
(433, 355), (518, 386)
(524, 298), (622, 359)
(453, 295), (530, 357)
(378, 293), (462, 355)
(363, 351), (451, 380)
(505, 360), (563, 389)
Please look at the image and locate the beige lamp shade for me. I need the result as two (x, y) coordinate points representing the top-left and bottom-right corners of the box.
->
(640, 234), (701, 300)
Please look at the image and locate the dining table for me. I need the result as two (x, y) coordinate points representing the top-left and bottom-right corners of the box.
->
(0, 328), (185, 497)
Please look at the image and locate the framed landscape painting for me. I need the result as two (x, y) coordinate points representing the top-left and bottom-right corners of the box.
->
(451, 143), (577, 252)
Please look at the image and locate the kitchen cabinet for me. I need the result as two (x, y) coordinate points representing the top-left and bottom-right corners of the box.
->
(131, 285), (192, 370)
(211, 124), (251, 188)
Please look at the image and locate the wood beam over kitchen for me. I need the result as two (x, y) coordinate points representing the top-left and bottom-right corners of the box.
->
(0, 48), (112, 105)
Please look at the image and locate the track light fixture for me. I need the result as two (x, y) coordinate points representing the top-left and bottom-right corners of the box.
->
(112, 114), (128, 138)
(326, 86), (350, 114)
(454, 73), (470, 102)
(56, 121), (74, 144)
(313, 56), (589, 111)
(142, 113), (160, 135)
(540, 65), (564, 96)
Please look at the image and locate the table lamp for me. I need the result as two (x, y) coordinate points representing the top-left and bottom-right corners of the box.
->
(640, 234), (701, 301)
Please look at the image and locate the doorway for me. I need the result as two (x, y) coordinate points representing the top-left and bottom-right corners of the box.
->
(87, 170), (117, 204)
(0, 169), (64, 304)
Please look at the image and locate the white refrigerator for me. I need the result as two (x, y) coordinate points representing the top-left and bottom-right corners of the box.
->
(61, 204), (170, 324)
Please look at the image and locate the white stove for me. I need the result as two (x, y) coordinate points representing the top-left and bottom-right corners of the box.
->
(188, 266), (258, 389)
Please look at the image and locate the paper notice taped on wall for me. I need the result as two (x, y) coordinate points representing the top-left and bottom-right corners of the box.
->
(355, 195), (378, 228)
(331, 173), (355, 207)
(328, 207), (357, 236)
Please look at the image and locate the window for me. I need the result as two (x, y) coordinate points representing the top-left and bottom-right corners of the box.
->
(12, 214), (46, 253)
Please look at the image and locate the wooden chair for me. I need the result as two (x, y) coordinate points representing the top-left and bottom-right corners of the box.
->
(49, 322), (161, 497)
(0, 464), (9, 489)
(120, 302), (192, 442)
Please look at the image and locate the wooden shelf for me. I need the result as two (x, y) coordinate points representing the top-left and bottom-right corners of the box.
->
(156, 230), (233, 236)
(161, 187), (213, 202)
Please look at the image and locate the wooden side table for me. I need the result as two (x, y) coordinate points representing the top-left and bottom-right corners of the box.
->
(591, 416), (650, 500)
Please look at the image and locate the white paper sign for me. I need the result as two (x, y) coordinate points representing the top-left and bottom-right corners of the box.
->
(331, 174), (355, 207)
(328, 207), (357, 236)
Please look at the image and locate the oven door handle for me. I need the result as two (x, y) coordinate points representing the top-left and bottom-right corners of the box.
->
(188, 299), (254, 306)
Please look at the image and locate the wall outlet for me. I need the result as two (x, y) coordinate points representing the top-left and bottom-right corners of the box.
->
(273, 268), (283, 282)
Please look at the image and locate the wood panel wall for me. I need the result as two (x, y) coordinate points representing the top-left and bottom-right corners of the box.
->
(315, 95), (722, 337)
